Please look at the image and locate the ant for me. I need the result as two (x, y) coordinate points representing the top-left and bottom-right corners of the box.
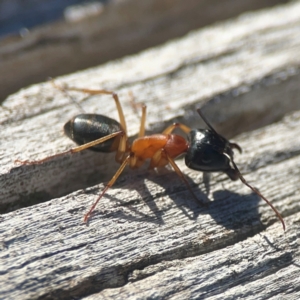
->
(16, 83), (285, 230)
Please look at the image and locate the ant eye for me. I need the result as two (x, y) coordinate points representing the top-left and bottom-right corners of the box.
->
(200, 151), (212, 164)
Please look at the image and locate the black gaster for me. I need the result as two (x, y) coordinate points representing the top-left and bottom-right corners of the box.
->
(64, 114), (123, 152)
(185, 129), (239, 180)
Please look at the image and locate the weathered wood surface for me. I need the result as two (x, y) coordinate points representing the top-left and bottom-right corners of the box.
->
(1, 2), (300, 299)
(84, 216), (300, 300)
(0, 0), (290, 102)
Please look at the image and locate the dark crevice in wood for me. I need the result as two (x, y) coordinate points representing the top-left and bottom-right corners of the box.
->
(151, 67), (300, 138)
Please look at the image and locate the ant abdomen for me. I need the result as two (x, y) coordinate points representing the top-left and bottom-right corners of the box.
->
(64, 114), (123, 152)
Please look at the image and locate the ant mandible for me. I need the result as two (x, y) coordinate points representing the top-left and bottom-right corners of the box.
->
(16, 83), (285, 230)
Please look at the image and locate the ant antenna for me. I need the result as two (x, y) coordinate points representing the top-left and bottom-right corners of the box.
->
(197, 108), (285, 230)
(198, 109), (242, 153)
(225, 153), (285, 230)
(197, 109), (218, 134)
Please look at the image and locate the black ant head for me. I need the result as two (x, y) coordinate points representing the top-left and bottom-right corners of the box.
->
(185, 109), (285, 230)
(185, 113), (242, 181)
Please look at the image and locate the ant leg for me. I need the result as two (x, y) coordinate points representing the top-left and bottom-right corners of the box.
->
(225, 153), (286, 231)
(115, 131), (129, 163)
(50, 79), (85, 113)
(150, 149), (203, 205)
(164, 151), (203, 205)
(84, 155), (130, 222)
(128, 91), (144, 116)
(165, 153), (203, 205)
(52, 81), (127, 135)
(162, 123), (191, 135)
(149, 149), (168, 169)
(127, 91), (147, 137)
(203, 172), (211, 195)
(138, 105), (147, 138)
(15, 131), (124, 165)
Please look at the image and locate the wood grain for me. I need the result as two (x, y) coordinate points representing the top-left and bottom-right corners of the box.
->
(0, 1), (300, 299)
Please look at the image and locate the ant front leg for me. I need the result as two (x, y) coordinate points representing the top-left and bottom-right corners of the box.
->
(150, 149), (203, 206)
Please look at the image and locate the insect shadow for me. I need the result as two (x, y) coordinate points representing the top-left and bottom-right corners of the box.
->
(209, 189), (262, 230)
(99, 167), (208, 225)
(95, 169), (264, 232)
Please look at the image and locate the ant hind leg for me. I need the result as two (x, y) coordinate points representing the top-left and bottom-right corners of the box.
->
(15, 131), (124, 165)
(52, 81), (128, 135)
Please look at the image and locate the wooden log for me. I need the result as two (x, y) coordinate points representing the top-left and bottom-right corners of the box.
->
(1, 1), (300, 299)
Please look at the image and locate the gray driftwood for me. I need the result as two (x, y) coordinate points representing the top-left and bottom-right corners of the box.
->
(1, 2), (300, 299)
(0, 0), (290, 101)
